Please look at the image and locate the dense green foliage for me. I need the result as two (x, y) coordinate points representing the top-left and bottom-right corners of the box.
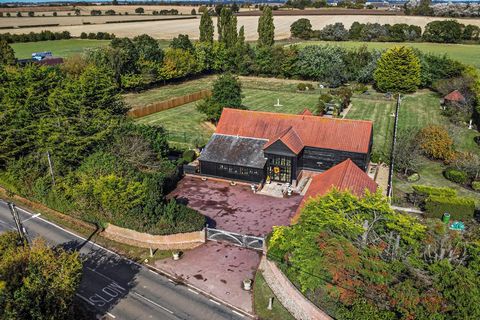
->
(0, 40), (15, 65)
(257, 7), (275, 47)
(0, 30), (71, 44)
(443, 167), (468, 184)
(291, 18), (479, 44)
(425, 195), (476, 220)
(268, 190), (480, 319)
(197, 73), (245, 122)
(0, 232), (82, 319)
(416, 125), (455, 161)
(199, 11), (214, 44)
(374, 46), (421, 93)
(412, 185), (458, 198)
(0, 62), (205, 235)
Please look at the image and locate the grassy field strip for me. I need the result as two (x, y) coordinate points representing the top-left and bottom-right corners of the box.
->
(293, 41), (480, 68)
(11, 39), (111, 59)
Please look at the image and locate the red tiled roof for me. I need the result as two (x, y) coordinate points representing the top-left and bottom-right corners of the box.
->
(292, 159), (378, 223)
(263, 126), (304, 154)
(299, 108), (313, 116)
(444, 90), (465, 102)
(216, 108), (373, 154)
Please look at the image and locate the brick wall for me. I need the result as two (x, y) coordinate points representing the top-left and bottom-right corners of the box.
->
(102, 224), (206, 250)
(128, 89), (212, 118)
(259, 256), (332, 320)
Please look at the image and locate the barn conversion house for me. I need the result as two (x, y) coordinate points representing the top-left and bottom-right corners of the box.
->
(198, 108), (374, 185)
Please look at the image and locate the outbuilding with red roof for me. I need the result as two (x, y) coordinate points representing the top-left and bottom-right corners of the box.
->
(198, 108), (373, 185)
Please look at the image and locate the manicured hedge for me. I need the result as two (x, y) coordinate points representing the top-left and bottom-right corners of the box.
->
(444, 168), (468, 184)
(424, 195), (476, 220)
(412, 185), (457, 197)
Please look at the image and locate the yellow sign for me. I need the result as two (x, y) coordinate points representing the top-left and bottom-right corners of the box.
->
(273, 167), (280, 174)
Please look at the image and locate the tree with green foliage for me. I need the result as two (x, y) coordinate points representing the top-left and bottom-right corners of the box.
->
(0, 232), (82, 319)
(133, 34), (163, 62)
(290, 18), (312, 39)
(423, 20), (464, 43)
(257, 6), (275, 47)
(135, 7), (144, 14)
(0, 40), (15, 65)
(217, 7), (237, 47)
(197, 73), (245, 122)
(170, 34), (194, 52)
(374, 46), (421, 93)
(199, 10), (214, 44)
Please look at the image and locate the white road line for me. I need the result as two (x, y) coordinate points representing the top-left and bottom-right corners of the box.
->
(232, 310), (245, 318)
(75, 293), (94, 306)
(188, 288), (199, 295)
(106, 312), (116, 319)
(209, 299), (221, 306)
(132, 291), (174, 314)
(0, 219), (15, 230)
(86, 267), (118, 283)
(21, 213), (41, 223)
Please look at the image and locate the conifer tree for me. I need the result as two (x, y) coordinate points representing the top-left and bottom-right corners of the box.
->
(217, 7), (237, 48)
(373, 46), (421, 93)
(199, 10), (214, 44)
(257, 6), (275, 47)
(0, 40), (15, 65)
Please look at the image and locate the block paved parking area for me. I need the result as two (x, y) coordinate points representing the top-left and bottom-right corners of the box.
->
(155, 242), (261, 314)
(169, 176), (303, 236)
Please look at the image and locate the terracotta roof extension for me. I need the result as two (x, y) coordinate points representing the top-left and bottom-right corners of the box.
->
(262, 126), (304, 154)
(292, 159), (378, 223)
(444, 90), (466, 102)
(216, 108), (373, 154)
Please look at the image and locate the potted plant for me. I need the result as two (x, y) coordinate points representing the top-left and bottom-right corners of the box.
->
(242, 278), (252, 291)
(172, 251), (181, 261)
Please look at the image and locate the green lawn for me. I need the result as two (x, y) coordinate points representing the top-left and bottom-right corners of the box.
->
(292, 41), (480, 68)
(11, 39), (111, 59)
(253, 272), (295, 320)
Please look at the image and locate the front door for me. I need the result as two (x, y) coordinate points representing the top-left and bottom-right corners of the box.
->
(267, 155), (293, 183)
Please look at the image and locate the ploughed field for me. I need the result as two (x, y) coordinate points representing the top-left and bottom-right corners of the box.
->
(3, 15), (480, 40)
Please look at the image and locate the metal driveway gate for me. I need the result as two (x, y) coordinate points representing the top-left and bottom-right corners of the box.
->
(206, 228), (264, 251)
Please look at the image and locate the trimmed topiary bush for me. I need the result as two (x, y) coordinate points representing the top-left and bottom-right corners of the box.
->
(424, 195), (476, 220)
(297, 83), (307, 91)
(412, 185), (457, 197)
(443, 167), (468, 184)
(407, 173), (420, 182)
(473, 181), (480, 191)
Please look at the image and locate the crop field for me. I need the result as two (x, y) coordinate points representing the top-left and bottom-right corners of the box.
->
(4, 15), (480, 40)
(293, 41), (480, 68)
(11, 39), (110, 58)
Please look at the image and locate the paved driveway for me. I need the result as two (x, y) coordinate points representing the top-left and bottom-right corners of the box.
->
(170, 177), (302, 236)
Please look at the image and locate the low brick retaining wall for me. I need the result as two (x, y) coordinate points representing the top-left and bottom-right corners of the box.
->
(102, 223), (206, 250)
(259, 256), (332, 320)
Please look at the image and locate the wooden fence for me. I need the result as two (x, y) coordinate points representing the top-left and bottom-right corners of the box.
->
(128, 89), (212, 118)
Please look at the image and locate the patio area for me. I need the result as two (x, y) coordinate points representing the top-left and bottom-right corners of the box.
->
(169, 176), (303, 237)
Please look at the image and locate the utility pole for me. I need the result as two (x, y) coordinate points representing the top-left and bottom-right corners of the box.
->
(8, 202), (30, 245)
(387, 94), (401, 201)
(47, 150), (55, 186)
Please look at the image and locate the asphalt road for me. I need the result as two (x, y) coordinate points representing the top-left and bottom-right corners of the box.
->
(0, 200), (246, 320)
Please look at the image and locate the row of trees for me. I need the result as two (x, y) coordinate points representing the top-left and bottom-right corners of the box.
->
(268, 189), (480, 319)
(0, 57), (205, 235)
(290, 18), (480, 43)
(0, 30), (71, 44)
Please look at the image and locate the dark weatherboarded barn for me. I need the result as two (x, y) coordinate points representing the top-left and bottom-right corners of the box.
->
(198, 108), (373, 184)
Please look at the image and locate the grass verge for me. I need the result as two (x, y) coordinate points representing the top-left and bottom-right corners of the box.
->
(11, 39), (111, 59)
(0, 186), (170, 263)
(253, 272), (295, 320)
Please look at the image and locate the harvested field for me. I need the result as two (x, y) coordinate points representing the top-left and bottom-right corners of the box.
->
(0, 15), (195, 29)
(0, 6), (74, 13)
(4, 15), (480, 40)
(238, 8), (404, 16)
